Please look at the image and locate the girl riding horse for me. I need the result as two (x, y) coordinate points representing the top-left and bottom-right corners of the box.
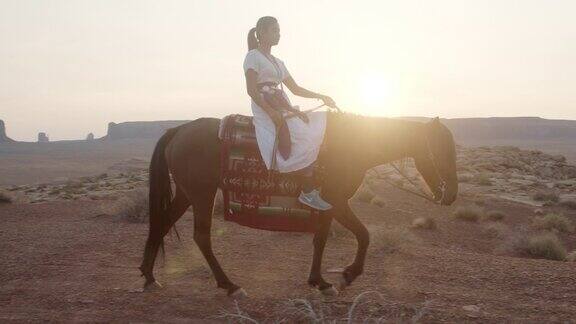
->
(244, 16), (337, 211)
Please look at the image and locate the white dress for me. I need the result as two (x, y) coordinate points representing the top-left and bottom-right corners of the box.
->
(243, 49), (327, 173)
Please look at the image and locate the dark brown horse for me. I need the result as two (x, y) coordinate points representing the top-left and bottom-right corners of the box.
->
(139, 112), (458, 297)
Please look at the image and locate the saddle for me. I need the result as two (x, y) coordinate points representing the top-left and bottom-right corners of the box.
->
(218, 114), (325, 233)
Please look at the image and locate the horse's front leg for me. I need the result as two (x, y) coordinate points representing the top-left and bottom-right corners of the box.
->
(333, 203), (370, 288)
(307, 212), (338, 296)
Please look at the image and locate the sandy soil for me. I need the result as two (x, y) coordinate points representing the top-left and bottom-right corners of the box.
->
(2, 181), (576, 322)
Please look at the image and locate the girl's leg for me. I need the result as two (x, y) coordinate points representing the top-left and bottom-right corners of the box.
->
(300, 162), (316, 193)
(298, 161), (331, 210)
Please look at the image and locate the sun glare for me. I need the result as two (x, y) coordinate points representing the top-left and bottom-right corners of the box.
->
(358, 75), (393, 115)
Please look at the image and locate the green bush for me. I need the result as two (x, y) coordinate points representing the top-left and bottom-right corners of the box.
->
(473, 173), (492, 186)
(532, 191), (560, 203)
(523, 233), (567, 261)
(532, 213), (574, 233)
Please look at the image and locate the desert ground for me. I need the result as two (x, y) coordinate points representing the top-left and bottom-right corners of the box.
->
(1, 139), (576, 322)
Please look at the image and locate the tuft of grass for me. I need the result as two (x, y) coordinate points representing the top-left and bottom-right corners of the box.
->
(370, 197), (386, 208)
(523, 232), (567, 261)
(371, 226), (417, 254)
(0, 189), (14, 204)
(100, 187), (148, 222)
(484, 210), (506, 222)
(532, 191), (560, 203)
(559, 200), (576, 210)
(457, 173), (473, 183)
(411, 217), (436, 230)
(48, 188), (62, 195)
(482, 222), (509, 239)
(504, 231), (567, 261)
(532, 213), (574, 233)
(473, 173), (492, 186)
(452, 205), (483, 222)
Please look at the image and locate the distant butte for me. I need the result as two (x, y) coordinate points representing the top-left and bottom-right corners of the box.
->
(0, 119), (16, 143)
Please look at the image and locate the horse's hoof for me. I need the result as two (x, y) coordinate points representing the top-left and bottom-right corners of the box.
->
(338, 274), (350, 290)
(143, 281), (163, 292)
(229, 287), (248, 299)
(320, 286), (339, 297)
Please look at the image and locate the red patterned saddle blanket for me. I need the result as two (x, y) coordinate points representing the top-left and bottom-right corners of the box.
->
(218, 114), (323, 233)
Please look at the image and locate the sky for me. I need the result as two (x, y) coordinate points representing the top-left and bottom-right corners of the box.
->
(1, 0), (575, 141)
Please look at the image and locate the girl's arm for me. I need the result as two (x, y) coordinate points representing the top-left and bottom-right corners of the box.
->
(283, 76), (337, 108)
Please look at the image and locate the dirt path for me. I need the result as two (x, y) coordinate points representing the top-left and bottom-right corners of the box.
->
(1, 185), (576, 322)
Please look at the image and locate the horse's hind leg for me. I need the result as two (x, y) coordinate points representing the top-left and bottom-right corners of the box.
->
(140, 188), (190, 289)
(189, 186), (244, 298)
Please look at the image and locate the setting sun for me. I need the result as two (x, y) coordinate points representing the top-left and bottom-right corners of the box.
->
(358, 74), (394, 115)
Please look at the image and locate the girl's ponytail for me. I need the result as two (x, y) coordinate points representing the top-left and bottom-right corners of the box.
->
(247, 27), (258, 51)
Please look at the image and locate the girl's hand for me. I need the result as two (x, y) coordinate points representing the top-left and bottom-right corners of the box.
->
(320, 95), (337, 109)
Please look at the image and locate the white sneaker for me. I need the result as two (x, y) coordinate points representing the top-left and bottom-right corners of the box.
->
(298, 189), (333, 211)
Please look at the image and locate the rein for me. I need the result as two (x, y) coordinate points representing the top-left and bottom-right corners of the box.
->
(371, 133), (447, 205)
(374, 163), (438, 203)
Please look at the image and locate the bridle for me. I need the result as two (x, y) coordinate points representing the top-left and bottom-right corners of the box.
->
(373, 132), (447, 205)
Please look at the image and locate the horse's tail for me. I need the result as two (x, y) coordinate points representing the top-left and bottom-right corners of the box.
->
(148, 127), (179, 246)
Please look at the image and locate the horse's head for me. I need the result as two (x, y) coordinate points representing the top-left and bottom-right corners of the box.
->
(413, 117), (458, 205)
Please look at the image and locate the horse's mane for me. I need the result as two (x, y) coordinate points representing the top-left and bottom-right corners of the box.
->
(327, 111), (425, 135)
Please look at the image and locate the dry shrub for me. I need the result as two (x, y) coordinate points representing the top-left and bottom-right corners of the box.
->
(354, 186), (375, 203)
(532, 213), (574, 233)
(532, 191), (560, 203)
(452, 205), (483, 222)
(101, 187), (148, 222)
(370, 197), (386, 208)
(474, 198), (486, 206)
(457, 173), (473, 183)
(559, 200), (576, 210)
(411, 217), (436, 230)
(330, 221), (353, 239)
(217, 292), (430, 323)
(371, 226), (417, 254)
(484, 210), (506, 221)
(523, 233), (567, 261)
(473, 173), (492, 186)
(505, 231), (567, 261)
(482, 222), (509, 239)
(0, 189), (13, 204)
